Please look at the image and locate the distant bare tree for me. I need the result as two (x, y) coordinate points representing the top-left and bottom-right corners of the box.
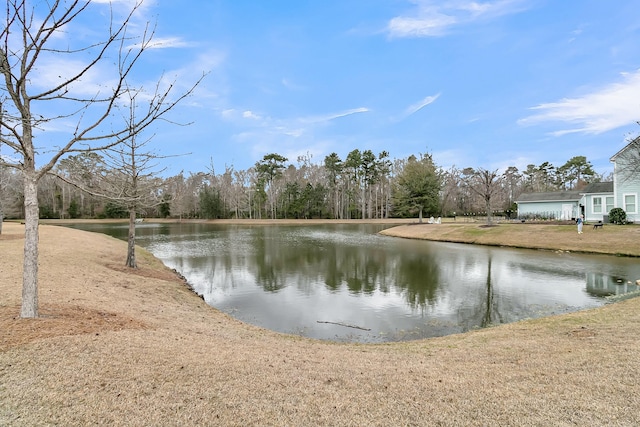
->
(0, 1), (202, 318)
(440, 166), (462, 216)
(232, 169), (250, 218)
(57, 152), (108, 217)
(164, 172), (188, 219)
(466, 168), (503, 225)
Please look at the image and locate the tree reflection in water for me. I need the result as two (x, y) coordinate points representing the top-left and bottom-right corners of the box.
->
(62, 222), (640, 343)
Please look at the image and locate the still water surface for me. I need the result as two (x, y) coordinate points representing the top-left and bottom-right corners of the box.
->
(68, 222), (640, 343)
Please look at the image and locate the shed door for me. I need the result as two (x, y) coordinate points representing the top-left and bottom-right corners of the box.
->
(561, 204), (573, 220)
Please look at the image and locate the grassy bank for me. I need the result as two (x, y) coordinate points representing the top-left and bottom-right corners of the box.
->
(1, 220), (640, 426)
(380, 220), (640, 257)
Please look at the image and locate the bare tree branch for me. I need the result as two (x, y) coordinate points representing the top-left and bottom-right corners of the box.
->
(0, 0), (204, 317)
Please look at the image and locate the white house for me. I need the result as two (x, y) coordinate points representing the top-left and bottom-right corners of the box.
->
(516, 138), (639, 223)
(610, 137), (640, 223)
(580, 181), (615, 223)
(516, 190), (582, 220)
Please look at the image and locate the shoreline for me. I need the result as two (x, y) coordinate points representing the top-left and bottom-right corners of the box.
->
(379, 220), (640, 257)
(2, 220), (640, 425)
(40, 216), (640, 257)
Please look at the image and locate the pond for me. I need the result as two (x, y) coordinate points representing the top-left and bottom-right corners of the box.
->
(66, 222), (640, 343)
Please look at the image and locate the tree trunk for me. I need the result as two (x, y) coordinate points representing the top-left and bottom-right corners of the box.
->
(126, 208), (137, 268)
(21, 173), (39, 318)
(485, 198), (493, 225)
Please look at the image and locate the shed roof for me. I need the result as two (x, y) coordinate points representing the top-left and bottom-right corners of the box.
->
(581, 181), (613, 194)
(516, 191), (581, 203)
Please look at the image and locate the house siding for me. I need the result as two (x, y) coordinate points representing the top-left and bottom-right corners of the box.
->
(583, 193), (614, 222)
(517, 201), (578, 219)
(612, 147), (640, 222)
(516, 139), (637, 222)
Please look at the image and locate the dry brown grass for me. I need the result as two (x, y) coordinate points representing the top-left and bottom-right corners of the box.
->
(380, 219), (640, 256)
(1, 220), (640, 426)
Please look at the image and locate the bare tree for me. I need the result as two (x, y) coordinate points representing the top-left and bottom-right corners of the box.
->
(440, 166), (462, 217)
(102, 92), (181, 268)
(57, 152), (108, 217)
(615, 134), (640, 181)
(232, 169), (250, 218)
(0, 162), (4, 235)
(164, 172), (187, 219)
(0, 1), (202, 318)
(0, 105), (4, 233)
(466, 168), (503, 225)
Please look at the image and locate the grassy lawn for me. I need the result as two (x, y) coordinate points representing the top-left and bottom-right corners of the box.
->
(381, 220), (640, 257)
(2, 220), (640, 426)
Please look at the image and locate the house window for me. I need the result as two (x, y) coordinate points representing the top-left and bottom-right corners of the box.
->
(605, 196), (614, 214)
(592, 197), (602, 214)
(624, 194), (637, 214)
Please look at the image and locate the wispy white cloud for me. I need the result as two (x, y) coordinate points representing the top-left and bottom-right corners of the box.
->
(222, 105), (368, 124)
(222, 106), (369, 141)
(226, 106), (371, 163)
(387, 0), (529, 38)
(405, 93), (441, 116)
(147, 48), (225, 105)
(86, 1), (193, 51)
(300, 107), (370, 124)
(243, 110), (262, 120)
(33, 57), (116, 97)
(142, 36), (194, 49)
(518, 70), (640, 135)
(568, 26), (585, 43)
(124, 28), (196, 51)
(221, 108), (269, 125)
(273, 127), (305, 138)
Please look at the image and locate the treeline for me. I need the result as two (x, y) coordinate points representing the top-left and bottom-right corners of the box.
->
(0, 149), (606, 221)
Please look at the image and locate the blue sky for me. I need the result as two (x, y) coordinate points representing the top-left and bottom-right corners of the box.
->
(37, 1), (640, 177)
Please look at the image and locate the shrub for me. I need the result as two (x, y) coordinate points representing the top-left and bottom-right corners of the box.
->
(68, 198), (80, 219)
(39, 205), (57, 219)
(104, 202), (128, 219)
(609, 207), (626, 224)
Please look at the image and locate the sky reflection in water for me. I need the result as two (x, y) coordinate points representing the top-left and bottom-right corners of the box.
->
(70, 223), (640, 343)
